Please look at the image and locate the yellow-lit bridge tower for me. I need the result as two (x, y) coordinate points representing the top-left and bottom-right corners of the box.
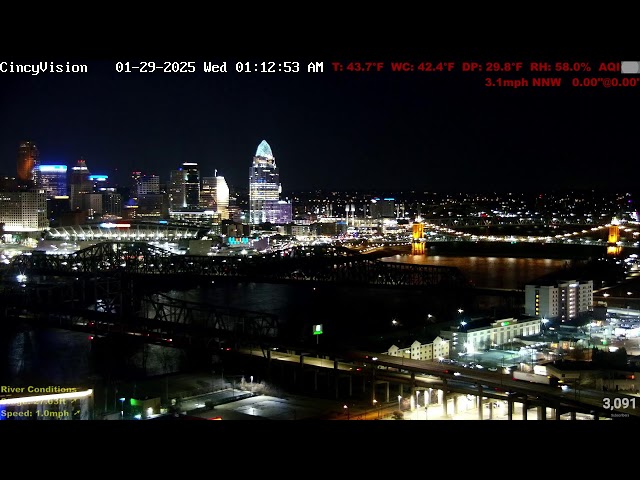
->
(412, 218), (426, 255)
(607, 217), (622, 256)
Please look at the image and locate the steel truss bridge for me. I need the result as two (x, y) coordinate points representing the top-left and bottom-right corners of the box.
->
(4, 242), (471, 289)
(0, 272), (280, 349)
(0, 242), (471, 348)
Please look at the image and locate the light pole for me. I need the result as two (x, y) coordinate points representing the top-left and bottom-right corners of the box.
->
(373, 399), (380, 419)
(119, 397), (125, 420)
(398, 395), (402, 412)
(343, 404), (349, 420)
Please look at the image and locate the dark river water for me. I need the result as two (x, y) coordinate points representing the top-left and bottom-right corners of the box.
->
(0, 254), (571, 400)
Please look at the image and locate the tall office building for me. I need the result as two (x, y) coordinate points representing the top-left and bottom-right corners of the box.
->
(0, 189), (48, 231)
(17, 141), (40, 186)
(38, 165), (68, 198)
(168, 163), (200, 212)
(201, 175), (230, 219)
(168, 169), (186, 211)
(200, 177), (217, 209)
(183, 163), (200, 209)
(216, 176), (230, 220)
(137, 174), (160, 196)
(249, 140), (281, 225)
(370, 197), (396, 219)
(69, 157), (93, 210)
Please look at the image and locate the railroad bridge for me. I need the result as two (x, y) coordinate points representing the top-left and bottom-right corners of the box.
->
(0, 242), (473, 350)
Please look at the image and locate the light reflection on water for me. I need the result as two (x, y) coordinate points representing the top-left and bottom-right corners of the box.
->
(382, 254), (570, 289)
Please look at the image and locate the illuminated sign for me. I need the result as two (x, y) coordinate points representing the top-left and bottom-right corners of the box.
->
(88, 175), (108, 181)
(38, 165), (67, 172)
(501, 321), (510, 326)
(313, 324), (323, 335)
(228, 237), (249, 245)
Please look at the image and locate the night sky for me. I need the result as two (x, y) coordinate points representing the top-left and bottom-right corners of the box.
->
(0, 47), (637, 194)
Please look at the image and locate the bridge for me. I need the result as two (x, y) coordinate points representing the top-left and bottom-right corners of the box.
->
(417, 218), (640, 247)
(229, 346), (639, 420)
(0, 242), (475, 355)
(2, 242), (472, 290)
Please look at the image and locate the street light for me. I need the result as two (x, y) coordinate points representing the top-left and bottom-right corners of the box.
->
(119, 397), (125, 420)
(398, 395), (402, 411)
(343, 404), (349, 420)
(373, 399), (380, 419)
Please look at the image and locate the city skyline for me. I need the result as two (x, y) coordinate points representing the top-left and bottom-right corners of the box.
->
(0, 51), (638, 195)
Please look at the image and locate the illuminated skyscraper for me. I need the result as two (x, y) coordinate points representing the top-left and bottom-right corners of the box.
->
(17, 141), (40, 186)
(169, 163), (200, 211)
(69, 157), (92, 210)
(201, 174), (230, 219)
(38, 164), (68, 198)
(249, 140), (281, 225)
(183, 163), (200, 209)
(168, 169), (186, 211)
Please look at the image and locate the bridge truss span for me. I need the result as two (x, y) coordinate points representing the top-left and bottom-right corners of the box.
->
(4, 242), (472, 290)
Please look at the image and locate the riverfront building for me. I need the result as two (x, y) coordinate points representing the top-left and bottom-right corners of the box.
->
(524, 279), (594, 322)
(385, 336), (450, 361)
(439, 316), (542, 357)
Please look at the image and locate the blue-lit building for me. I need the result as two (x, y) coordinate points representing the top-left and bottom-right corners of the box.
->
(38, 164), (67, 198)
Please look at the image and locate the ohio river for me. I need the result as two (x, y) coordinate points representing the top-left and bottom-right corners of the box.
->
(381, 253), (569, 289)
(0, 255), (569, 394)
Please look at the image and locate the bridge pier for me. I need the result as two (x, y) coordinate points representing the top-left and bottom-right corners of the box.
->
(521, 398), (528, 420)
(537, 405), (546, 420)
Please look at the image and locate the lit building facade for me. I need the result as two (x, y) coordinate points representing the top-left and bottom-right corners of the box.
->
(38, 165), (68, 198)
(249, 140), (281, 225)
(263, 199), (292, 224)
(200, 175), (230, 220)
(439, 316), (542, 356)
(0, 189), (48, 231)
(169, 163), (200, 211)
(137, 174), (160, 195)
(370, 197), (395, 219)
(69, 158), (93, 210)
(386, 336), (450, 361)
(17, 140), (40, 186)
(524, 279), (594, 322)
(183, 163), (200, 209)
(215, 176), (230, 220)
(168, 169), (186, 211)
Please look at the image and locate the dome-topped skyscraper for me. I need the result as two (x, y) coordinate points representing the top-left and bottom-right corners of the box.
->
(249, 140), (281, 225)
(255, 140), (274, 160)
